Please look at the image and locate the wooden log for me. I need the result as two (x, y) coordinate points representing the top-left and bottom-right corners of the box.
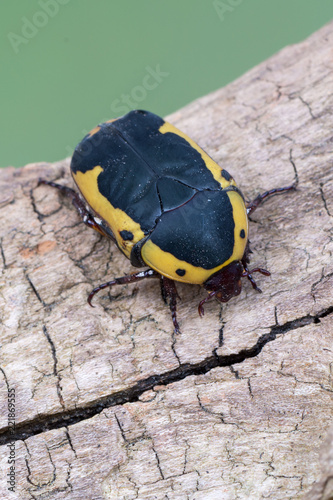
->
(0, 21), (332, 499)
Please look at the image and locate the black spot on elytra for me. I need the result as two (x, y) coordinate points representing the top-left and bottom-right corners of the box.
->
(221, 169), (232, 181)
(240, 229), (245, 239)
(120, 230), (134, 241)
(176, 268), (186, 277)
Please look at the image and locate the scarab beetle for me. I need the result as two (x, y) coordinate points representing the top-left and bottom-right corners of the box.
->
(39, 110), (296, 333)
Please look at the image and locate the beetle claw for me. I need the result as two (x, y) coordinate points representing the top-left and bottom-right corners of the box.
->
(173, 320), (181, 335)
(198, 303), (205, 317)
(87, 290), (97, 307)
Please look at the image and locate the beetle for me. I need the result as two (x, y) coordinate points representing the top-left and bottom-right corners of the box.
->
(39, 110), (296, 333)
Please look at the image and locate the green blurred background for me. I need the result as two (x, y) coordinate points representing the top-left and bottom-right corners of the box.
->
(1, 1), (332, 168)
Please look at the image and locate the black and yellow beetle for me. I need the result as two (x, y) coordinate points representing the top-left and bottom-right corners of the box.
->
(39, 110), (295, 333)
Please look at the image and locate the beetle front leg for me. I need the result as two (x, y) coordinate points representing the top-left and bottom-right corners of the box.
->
(198, 291), (217, 318)
(241, 246), (271, 292)
(246, 183), (296, 216)
(160, 276), (181, 334)
(242, 266), (271, 293)
(38, 179), (106, 235)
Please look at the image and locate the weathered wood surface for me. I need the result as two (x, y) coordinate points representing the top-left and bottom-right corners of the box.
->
(0, 21), (333, 500)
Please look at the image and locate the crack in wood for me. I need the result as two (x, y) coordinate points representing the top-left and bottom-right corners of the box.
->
(42, 325), (65, 409)
(0, 305), (332, 447)
(0, 366), (10, 394)
(0, 237), (6, 270)
(319, 185), (332, 217)
(26, 273), (45, 306)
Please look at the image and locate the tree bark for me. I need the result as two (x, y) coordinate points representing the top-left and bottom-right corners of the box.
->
(0, 21), (332, 500)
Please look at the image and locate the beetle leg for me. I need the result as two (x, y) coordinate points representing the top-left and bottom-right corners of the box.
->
(88, 269), (159, 306)
(241, 263), (271, 293)
(160, 276), (181, 334)
(198, 291), (217, 318)
(38, 179), (107, 236)
(246, 183), (296, 216)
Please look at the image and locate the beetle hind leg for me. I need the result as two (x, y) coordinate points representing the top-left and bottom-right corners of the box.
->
(246, 183), (297, 216)
(160, 276), (181, 334)
(88, 269), (159, 305)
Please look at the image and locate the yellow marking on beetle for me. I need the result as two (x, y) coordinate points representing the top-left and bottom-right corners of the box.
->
(72, 166), (145, 258)
(226, 190), (248, 261)
(141, 189), (248, 285)
(142, 238), (245, 285)
(141, 239), (219, 284)
(105, 118), (117, 123)
(159, 122), (236, 189)
(88, 126), (101, 137)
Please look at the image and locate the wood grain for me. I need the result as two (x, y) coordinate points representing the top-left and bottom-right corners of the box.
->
(0, 21), (332, 499)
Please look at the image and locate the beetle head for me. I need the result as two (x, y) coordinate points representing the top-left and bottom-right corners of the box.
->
(203, 260), (243, 303)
